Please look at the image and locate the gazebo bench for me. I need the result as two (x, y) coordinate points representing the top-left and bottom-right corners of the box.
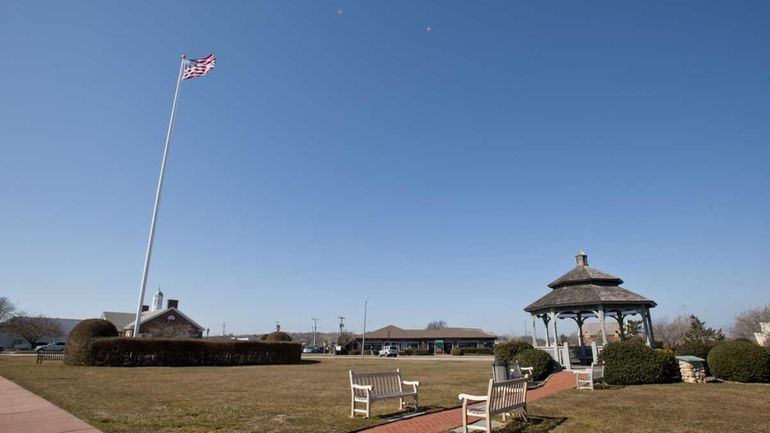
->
(36, 351), (64, 364)
(349, 368), (420, 418)
(458, 378), (528, 433)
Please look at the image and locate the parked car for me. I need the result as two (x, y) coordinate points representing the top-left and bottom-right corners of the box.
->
(302, 346), (323, 353)
(378, 346), (398, 357)
(34, 342), (66, 352)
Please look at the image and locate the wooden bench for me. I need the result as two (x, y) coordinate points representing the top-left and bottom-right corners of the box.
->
(575, 362), (604, 390)
(36, 351), (64, 364)
(458, 378), (528, 433)
(349, 368), (420, 418)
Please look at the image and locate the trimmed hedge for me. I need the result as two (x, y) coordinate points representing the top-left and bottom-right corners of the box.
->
(64, 319), (118, 365)
(261, 331), (292, 342)
(401, 349), (432, 356)
(85, 338), (301, 367)
(514, 349), (554, 381)
(599, 340), (678, 385)
(707, 340), (770, 383)
(494, 341), (533, 363)
(451, 347), (494, 356)
(675, 341), (715, 361)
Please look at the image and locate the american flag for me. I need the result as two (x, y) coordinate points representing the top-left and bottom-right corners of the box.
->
(182, 53), (215, 80)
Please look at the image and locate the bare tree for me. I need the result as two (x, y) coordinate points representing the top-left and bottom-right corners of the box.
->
(3, 315), (64, 347)
(653, 315), (690, 349)
(0, 297), (16, 324)
(730, 303), (770, 340)
(425, 320), (447, 330)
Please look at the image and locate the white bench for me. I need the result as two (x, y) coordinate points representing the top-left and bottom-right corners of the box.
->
(458, 378), (528, 433)
(349, 368), (420, 418)
(575, 362), (604, 390)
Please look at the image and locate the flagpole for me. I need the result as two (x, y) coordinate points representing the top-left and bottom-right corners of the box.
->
(132, 55), (187, 338)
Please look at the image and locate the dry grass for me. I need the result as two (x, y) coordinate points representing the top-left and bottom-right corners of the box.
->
(1, 356), (769, 433)
(0, 356), (491, 433)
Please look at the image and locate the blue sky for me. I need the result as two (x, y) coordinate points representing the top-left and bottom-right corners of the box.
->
(1, 1), (768, 337)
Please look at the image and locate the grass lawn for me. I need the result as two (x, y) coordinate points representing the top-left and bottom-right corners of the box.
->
(1, 355), (769, 433)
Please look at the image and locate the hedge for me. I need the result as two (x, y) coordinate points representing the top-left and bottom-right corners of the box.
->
(707, 340), (770, 383)
(261, 331), (292, 342)
(64, 319), (118, 365)
(675, 341), (715, 361)
(85, 338), (301, 367)
(451, 347), (494, 356)
(599, 340), (678, 385)
(494, 341), (533, 363)
(514, 349), (554, 381)
(401, 349), (432, 356)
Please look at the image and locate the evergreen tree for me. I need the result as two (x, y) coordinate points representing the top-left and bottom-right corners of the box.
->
(684, 315), (724, 343)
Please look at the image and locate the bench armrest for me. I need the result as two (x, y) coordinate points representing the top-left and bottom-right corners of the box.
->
(351, 384), (373, 391)
(402, 380), (420, 387)
(520, 367), (534, 374)
(458, 393), (488, 402)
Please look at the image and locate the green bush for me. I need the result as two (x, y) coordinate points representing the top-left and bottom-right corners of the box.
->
(401, 349), (432, 356)
(707, 340), (770, 383)
(451, 347), (494, 356)
(64, 319), (118, 365)
(599, 340), (678, 385)
(675, 341), (714, 360)
(261, 331), (292, 342)
(85, 338), (301, 367)
(494, 341), (533, 363)
(513, 349), (554, 381)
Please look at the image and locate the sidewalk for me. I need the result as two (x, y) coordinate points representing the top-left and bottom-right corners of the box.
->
(357, 370), (576, 433)
(0, 374), (102, 433)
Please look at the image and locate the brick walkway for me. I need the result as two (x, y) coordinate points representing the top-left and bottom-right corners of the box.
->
(357, 370), (576, 433)
(0, 374), (102, 433)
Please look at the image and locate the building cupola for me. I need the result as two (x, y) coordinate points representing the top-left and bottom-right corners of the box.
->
(151, 287), (164, 311)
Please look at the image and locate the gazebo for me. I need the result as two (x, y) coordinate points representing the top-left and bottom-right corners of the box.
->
(525, 251), (657, 349)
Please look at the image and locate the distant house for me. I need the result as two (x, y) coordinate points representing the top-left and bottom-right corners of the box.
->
(354, 325), (496, 354)
(755, 322), (770, 346)
(0, 317), (81, 350)
(104, 290), (204, 338)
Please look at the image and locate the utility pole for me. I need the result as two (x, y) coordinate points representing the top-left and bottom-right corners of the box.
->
(338, 316), (345, 333)
(221, 322), (226, 336)
(311, 318), (319, 346)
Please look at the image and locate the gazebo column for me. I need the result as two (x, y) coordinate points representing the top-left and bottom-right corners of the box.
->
(531, 315), (537, 347)
(641, 307), (655, 347)
(550, 310), (559, 346)
(612, 311), (627, 340)
(597, 308), (608, 346)
(573, 313), (585, 347)
(541, 314), (551, 347)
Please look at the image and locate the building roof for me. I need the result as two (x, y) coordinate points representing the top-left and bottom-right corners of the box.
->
(100, 312), (136, 329)
(358, 325), (496, 340)
(122, 307), (205, 331)
(525, 251), (656, 314)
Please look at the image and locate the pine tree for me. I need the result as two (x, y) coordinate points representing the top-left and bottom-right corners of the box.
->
(684, 315), (724, 343)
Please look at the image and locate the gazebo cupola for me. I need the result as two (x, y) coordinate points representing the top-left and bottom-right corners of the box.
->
(524, 251), (657, 347)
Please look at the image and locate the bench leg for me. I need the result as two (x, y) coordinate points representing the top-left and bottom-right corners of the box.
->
(350, 396), (355, 418)
(366, 399), (371, 418)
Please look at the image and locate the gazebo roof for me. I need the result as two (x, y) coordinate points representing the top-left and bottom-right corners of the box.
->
(525, 251), (656, 314)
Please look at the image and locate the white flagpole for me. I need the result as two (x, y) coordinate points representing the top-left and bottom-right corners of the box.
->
(133, 55), (187, 337)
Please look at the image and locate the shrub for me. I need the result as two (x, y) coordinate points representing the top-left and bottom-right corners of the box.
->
(85, 338), (301, 367)
(401, 349), (432, 356)
(494, 341), (533, 363)
(451, 347), (493, 356)
(599, 340), (678, 385)
(261, 331), (292, 342)
(707, 340), (770, 383)
(675, 341), (714, 360)
(64, 319), (118, 365)
(513, 349), (554, 381)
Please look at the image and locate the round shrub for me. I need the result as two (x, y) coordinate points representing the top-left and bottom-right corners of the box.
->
(599, 340), (678, 385)
(513, 349), (554, 381)
(494, 341), (533, 363)
(64, 319), (118, 365)
(675, 341), (714, 360)
(261, 331), (292, 342)
(707, 340), (770, 383)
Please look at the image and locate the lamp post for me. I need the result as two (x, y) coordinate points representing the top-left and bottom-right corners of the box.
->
(362, 298), (370, 358)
